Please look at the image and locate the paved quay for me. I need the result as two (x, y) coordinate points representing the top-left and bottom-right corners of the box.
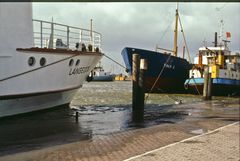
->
(126, 122), (240, 161)
(0, 98), (239, 161)
(0, 122), (239, 161)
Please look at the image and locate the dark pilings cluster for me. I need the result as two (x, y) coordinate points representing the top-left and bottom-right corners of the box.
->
(203, 66), (212, 100)
(132, 54), (148, 122)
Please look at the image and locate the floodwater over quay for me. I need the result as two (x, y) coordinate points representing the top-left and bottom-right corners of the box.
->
(0, 81), (239, 157)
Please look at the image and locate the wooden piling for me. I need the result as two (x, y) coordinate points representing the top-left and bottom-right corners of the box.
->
(207, 73), (212, 100)
(137, 59), (148, 121)
(132, 54), (140, 113)
(132, 55), (147, 122)
(203, 66), (209, 99)
(203, 66), (212, 100)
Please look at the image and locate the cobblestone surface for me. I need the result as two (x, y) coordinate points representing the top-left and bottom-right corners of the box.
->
(0, 99), (239, 161)
(127, 123), (240, 161)
(0, 122), (239, 161)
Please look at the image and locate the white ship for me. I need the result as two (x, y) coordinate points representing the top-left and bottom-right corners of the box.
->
(184, 21), (240, 96)
(90, 62), (115, 81)
(0, 3), (103, 117)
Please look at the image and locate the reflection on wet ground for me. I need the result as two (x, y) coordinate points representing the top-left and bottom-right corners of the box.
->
(0, 82), (239, 156)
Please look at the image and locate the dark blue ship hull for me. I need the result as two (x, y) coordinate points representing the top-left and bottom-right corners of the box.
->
(121, 47), (192, 93)
(184, 78), (240, 96)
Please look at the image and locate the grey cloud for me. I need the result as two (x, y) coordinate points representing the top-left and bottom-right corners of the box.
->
(33, 2), (240, 73)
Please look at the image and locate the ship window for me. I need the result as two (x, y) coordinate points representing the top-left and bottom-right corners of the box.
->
(40, 57), (46, 66)
(28, 57), (35, 66)
(69, 59), (74, 66)
(76, 59), (80, 66)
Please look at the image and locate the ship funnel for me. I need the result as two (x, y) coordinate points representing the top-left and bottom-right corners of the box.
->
(214, 32), (218, 47)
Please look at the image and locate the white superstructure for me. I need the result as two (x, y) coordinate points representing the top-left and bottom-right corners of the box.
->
(0, 3), (103, 117)
(190, 43), (240, 81)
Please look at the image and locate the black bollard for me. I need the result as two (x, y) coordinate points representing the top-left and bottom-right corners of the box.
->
(75, 111), (79, 122)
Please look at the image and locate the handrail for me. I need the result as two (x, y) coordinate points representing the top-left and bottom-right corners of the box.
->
(32, 19), (102, 51)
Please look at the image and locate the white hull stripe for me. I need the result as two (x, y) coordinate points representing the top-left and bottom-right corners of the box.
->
(0, 85), (82, 100)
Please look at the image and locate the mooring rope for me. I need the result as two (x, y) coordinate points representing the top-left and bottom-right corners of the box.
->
(103, 54), (128, 71)
(178, 14), (192, 63)
(157, 20), (174, 46)
(192, 77), (201, 95)
(149, 53), (172, 94)
(185, 76), (201, 96)
(144, 53), (182, 104)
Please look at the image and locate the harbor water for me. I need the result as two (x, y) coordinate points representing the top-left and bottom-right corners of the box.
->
(0, 81), (239, 156)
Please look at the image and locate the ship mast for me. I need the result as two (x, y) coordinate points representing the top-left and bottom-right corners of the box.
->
(219, 19), (224, 47)
(173, 4), (179, 57)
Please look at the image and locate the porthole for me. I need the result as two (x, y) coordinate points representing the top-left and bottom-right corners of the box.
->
(28, 57), (35, 66)
(40, 57), (46, 66)
(69, 59), (74, 66)
(76, 59), (80, 66)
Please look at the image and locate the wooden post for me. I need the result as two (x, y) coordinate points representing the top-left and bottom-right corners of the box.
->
(207, 72), (212, 100)
(132, 54), (140, 109)
(137, 59), (148, 121)
(132, 56), (148, 122)
(203, 66), (209, 100)
(203, 66), (211, 100)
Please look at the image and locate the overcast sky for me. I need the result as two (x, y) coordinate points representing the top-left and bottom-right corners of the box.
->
(33, 2), (240, 74)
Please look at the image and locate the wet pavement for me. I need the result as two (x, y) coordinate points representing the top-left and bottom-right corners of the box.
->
(125, 122), (239, 161)
(0, 82), (239, 160)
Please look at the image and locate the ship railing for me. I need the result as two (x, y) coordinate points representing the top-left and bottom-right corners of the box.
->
(32, 19), (102, 51)
(155, 45), (174, 55)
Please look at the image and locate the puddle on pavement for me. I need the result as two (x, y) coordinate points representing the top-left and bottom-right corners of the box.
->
(0, 103), (193, 156)
(190, 129), (204, 135)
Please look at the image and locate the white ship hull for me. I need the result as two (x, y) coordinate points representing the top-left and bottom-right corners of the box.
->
(0, 3), (103, 117)
(0, 88), (78, 118)
(0, 50), (102, 117)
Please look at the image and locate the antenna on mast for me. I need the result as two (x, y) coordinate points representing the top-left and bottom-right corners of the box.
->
(219, 19), (224, 46)
(90, 19), (93, 51)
